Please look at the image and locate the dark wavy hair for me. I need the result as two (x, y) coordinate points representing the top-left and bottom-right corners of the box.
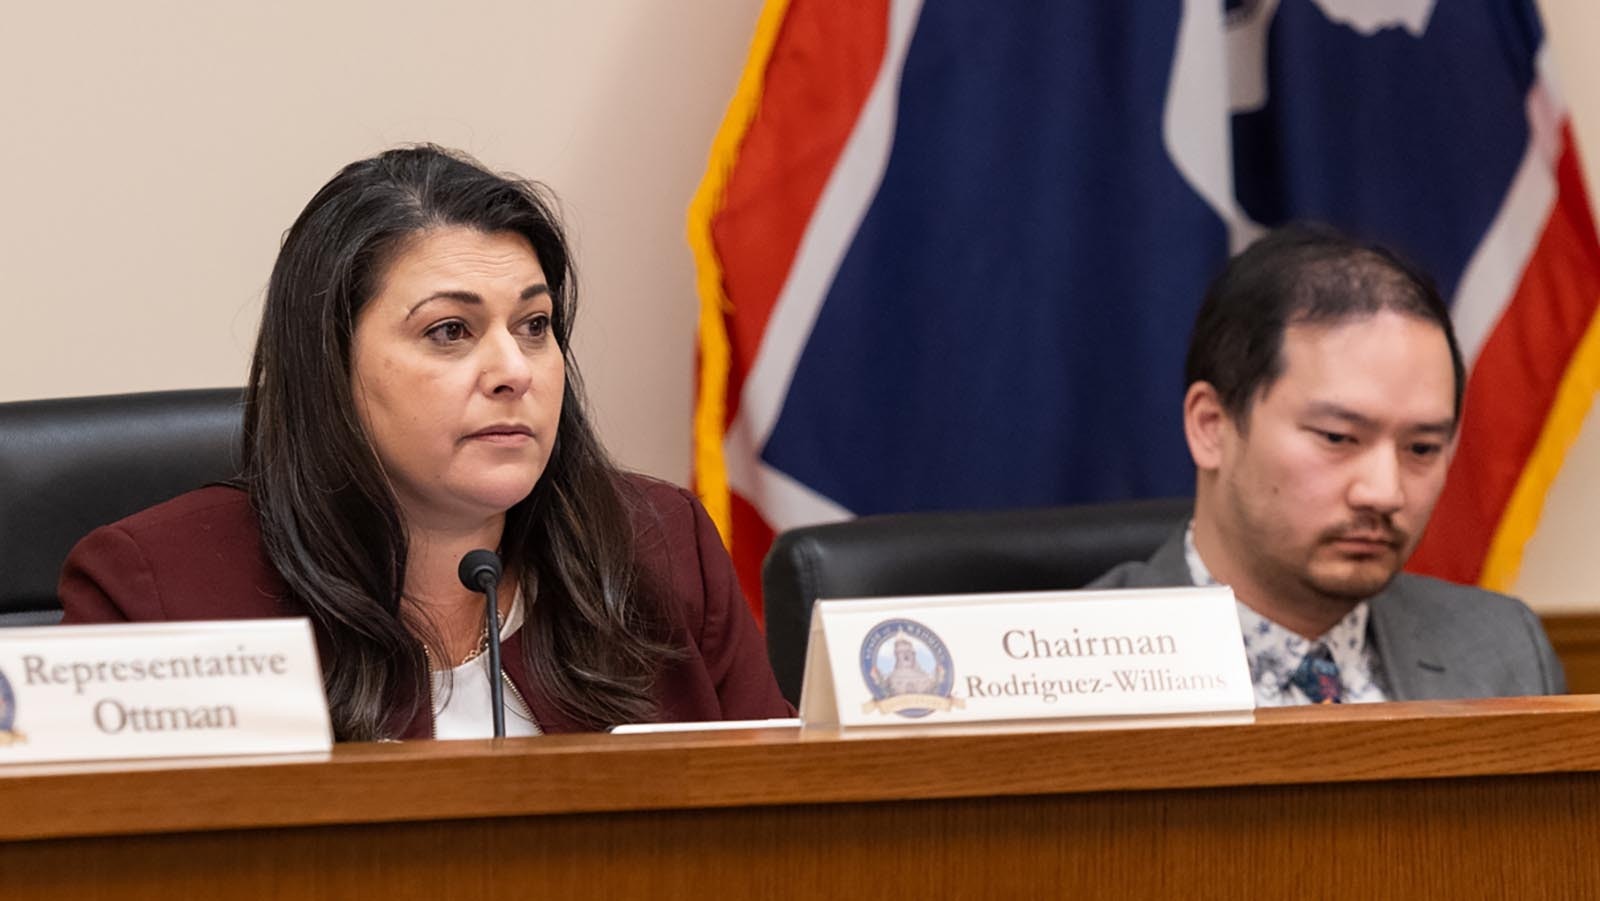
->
(242, 145), (665, 740)
(1185, 223), (1466, 430)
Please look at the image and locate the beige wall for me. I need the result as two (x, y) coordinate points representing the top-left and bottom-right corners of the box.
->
(0, 0), (766, 486)
(3, 1), (1598, 610)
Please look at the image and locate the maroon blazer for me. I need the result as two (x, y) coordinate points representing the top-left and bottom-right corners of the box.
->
(58, 477), (792, 738)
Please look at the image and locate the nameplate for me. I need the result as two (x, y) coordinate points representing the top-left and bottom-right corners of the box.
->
(0, 619), (333, 764)
(799, 587), (1253, 729)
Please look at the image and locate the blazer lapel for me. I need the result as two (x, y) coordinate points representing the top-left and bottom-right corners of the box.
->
(1368, 581), (1448, 700)
(1145, 527), (1194, 586)
(499, 630), (587, 734)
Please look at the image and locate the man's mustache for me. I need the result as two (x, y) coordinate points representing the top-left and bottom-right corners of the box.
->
(1318, 517), (1407, 549)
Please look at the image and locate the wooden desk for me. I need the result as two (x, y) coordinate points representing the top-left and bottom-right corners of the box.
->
(5, 697), (1600, 899)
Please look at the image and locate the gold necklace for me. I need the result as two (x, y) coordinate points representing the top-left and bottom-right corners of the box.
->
(424, 621), (492, 669)
(456, 623), (493, 666)
(420, 592), (512, 669)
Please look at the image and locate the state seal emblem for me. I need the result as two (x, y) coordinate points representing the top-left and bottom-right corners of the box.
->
(0, 665), (23, 746)
(859, 618), (963, 718)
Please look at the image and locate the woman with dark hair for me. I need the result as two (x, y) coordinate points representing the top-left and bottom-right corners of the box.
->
(58, 145), (791, 740)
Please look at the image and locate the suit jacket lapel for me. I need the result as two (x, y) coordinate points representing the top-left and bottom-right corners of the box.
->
(1368, 580), (1447, 700)
(1145, 527), (1194, 586)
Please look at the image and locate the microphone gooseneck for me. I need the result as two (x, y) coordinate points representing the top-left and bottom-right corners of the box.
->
(457, 549), (507, 739)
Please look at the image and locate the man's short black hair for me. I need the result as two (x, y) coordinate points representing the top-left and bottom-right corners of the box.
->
(1184, 224), (1466, 426)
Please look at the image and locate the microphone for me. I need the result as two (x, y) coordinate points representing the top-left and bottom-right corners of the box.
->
(457, 549), (506, 738)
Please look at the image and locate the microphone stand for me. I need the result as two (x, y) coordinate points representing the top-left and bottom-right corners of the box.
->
(459, 550), (507, 739)
(482, 577), (505, 739)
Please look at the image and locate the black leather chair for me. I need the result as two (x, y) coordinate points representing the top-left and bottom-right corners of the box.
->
(761, 497), (1194, 704)
(0, 388), (244, 626)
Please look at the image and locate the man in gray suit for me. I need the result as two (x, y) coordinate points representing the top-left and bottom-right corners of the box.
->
(1091, 226), (1563, 704)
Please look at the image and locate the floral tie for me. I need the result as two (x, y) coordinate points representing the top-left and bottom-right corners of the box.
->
(1288, 643), (1343, 704)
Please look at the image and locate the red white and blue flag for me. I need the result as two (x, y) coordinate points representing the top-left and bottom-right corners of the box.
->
(689, 0), (1600, 618)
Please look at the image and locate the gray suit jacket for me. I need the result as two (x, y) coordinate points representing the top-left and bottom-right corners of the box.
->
(1089, 528), (1565, 699)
